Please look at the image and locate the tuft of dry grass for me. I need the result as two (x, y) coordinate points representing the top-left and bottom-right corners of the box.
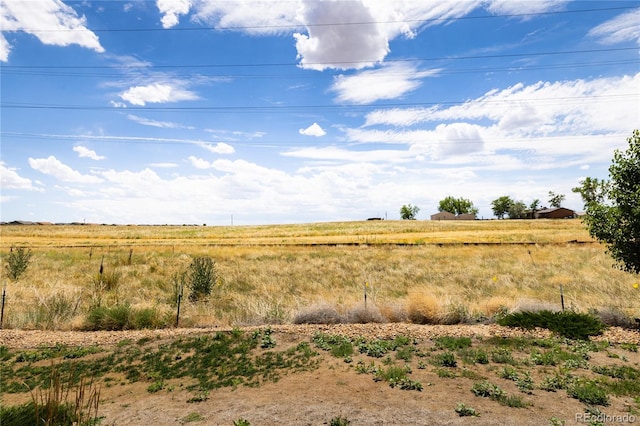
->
(293, 303), (343, 324)
(406, 292), (442, 324)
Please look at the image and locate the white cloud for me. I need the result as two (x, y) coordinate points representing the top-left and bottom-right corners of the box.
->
(28, 156), (103, 184)
(198, 142), (235, 154)
(0, 0), (104, 62)
(299, 122), (326, 137)
(0, 34), (10, 62)
(119, 83), (199, 106)
(157, 0), (191, 28)
(73, 146), (105, 161)
(0, 161), (40, 190)
(148, 163), (179, 168)
(188, 156), (212, 169)
(589, 9), (640, 45)
(294, 0), (389, 70)
(485, 0), (569, 16)
(331, 64), (440, 104)
(363, 73), (640, 135)
(190, 0), (301, 35)
(127, 114), (194, 129)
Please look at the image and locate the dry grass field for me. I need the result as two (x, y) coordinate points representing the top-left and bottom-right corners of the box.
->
(0, 219), (638, 330)
(1, 220), (639, 426)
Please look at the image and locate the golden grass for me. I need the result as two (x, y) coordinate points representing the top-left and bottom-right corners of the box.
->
(0, 220), (638, 329)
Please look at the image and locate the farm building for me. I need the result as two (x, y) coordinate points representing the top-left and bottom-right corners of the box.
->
(534, 207), (577, 219)
(430, 211), (476, 220)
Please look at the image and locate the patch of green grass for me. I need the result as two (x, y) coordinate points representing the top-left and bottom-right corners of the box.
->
(182, 412), (205, 423)
(434, 336), (472, 350)
(567, 379), (610, 406)
(490, 348), (516, 365)
(471, 380), (530, 408)
(435, 368), (457, 378)
(619, 343), (638, 352)
(498, 310), (607, 340)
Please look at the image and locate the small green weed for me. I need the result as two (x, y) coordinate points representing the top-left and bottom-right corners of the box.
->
(329, 416), (351, 426)
(454, 402), (479, 417)
(431, 352), (457, 367)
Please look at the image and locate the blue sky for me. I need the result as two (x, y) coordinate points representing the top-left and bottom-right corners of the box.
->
(1, 0), (638, 225)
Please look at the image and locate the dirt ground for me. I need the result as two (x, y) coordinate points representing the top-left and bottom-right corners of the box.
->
(1, 324), (639, 426)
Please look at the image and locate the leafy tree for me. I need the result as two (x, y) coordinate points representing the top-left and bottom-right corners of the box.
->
(400, 204), (420, 220)
(572, 177), (609, 204)
(508, 201), (527, 219)
(574, 130), (639, 274)
(438, 196), (478, 216)
(491, 196), (513, 219)
(548, 191), (566, 208)
(529, 199), (541, 212)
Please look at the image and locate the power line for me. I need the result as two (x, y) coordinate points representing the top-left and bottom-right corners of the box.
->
(8, 5), (638, 33)
(2, 93), (636, 113)
(2, 47), (637, 70)
(2, 58), (637, 79)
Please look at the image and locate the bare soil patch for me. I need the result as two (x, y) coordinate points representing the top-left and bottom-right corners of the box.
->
(1, 324), (639, 425)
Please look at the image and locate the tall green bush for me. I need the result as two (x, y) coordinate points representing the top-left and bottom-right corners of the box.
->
(4, 246), (33, 281)
(184, 257), (218, 302)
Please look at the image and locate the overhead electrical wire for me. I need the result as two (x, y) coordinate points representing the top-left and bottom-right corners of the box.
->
(8, 4), (638, 33)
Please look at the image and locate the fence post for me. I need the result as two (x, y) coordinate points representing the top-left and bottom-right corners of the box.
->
(176, 285), (183, 327)
(560, 285), (565, 312)
(0, 287), (6, 329)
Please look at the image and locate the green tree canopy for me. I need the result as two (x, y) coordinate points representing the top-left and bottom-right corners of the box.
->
(438, 196), (478, 216)
(400, 204), (420, 220)
(508, 201), (527, 219)
(548, 191), (566, 208)
(491, 196), (513, 219)
(574, 130), (640, 274)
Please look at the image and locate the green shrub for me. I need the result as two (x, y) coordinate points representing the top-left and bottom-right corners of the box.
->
(185, 257), (218, 302)
(4, 246), (32, 281)
(498, 310), (607, 340)
(432, 351), (457, 367)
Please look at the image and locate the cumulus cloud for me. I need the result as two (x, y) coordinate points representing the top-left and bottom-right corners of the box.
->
(299, 122), (326, 137)
(0, 0), (104, 62)
(294, 0), (389, 70)
(188, 156), (212, 169)
(589, 9), (640, 45)
(331, 64), (440, 104)
(119, 83), (199, 106)
(0, 161), (40, 190)
(28, 156), (103, 184)
(73, 146), (105, 160)
(157, 0), (191, 28)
